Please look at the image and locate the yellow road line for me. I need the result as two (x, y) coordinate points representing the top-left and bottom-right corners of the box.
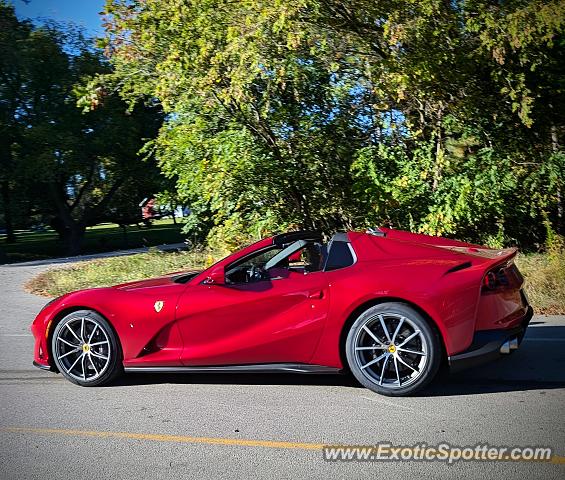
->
(1, 427), (323, 450)
(2, 427), (564, 465)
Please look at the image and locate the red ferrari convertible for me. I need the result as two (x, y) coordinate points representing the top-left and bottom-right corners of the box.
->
(31, 228), (532, 396)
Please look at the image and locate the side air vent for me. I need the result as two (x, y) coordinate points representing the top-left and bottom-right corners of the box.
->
(445, 261), (472, 275)
(172, 272), (200, 284)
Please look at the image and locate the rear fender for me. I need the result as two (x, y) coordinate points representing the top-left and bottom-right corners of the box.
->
(474, 249), (528, 331)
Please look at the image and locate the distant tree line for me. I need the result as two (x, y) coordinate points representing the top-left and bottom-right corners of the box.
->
(0, 1), (168, 254)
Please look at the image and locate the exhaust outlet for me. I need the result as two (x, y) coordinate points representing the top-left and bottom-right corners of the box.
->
(500, 337), (518, 354)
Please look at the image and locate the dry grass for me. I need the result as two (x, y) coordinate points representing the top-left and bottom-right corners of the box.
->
(26, 248), (218, 298)
(515, 251), (565, 315)
(26, 248), (565, 315)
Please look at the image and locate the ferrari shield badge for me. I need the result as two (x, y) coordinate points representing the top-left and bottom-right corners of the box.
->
(154, 301), (164, 313)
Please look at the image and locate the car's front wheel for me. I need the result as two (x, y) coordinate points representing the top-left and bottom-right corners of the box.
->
(345, 303), (442, 396)
(51, 309), (123, 386)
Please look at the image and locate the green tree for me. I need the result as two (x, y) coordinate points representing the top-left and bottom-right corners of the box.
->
(0, 1), (166, 254)
(0, 1), (33, 242)
(99, 0), (564, 250)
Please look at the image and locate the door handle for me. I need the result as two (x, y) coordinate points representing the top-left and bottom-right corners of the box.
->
(308, 290), (324, 300)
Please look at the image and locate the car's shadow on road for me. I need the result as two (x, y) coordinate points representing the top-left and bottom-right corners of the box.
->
(115, 371), (361, 388)
(112, 324), (565, 397)
(426, 324), (565, 396)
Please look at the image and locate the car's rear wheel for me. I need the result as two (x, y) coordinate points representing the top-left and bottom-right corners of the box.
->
(51, 310), (123, 387)
(345, 303), (441, 396)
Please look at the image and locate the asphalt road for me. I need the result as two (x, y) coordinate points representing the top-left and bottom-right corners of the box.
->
(1, 258), (564, 479)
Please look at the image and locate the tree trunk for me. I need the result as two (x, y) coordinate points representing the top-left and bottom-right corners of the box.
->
(51, 214), (85, 256)
(66, 222), (86, 256)
(1, 181), (16, 243)
(551, 123), (563, 234)
(432, 107), (444, 193)
(49, 179), (125, 256)
(121, 224), (129, 248)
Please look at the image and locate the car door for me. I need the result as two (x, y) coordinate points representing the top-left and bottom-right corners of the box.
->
(175, 244), (329, 366)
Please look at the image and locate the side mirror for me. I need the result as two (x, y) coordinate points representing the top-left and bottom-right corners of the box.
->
(203, 268), (224, 285)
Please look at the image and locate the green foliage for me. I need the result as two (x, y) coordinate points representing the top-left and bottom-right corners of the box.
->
(467, 0), (565, 126)
(21, 0), (565, 251)
(0, 2), (168, 254)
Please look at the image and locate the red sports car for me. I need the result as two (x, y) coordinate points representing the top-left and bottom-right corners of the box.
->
(31, 228), (532, 396)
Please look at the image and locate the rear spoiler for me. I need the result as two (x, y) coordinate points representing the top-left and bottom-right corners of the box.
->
(439, 246), (518, 270)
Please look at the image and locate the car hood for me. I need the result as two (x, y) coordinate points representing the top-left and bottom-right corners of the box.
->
(112, 269), (203, 291)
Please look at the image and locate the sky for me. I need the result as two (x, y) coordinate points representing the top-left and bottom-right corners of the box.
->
(11, 0), (106, 36)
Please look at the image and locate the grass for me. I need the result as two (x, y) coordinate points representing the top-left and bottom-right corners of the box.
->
(26, 247), (565, 314)
(515, 252), (565, 315)
(26, 248), (218, 298)
(0, 219), (185, 264)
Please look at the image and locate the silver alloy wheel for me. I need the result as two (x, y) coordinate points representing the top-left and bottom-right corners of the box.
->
(353, 313), (428, 389)
(53, 316), (111, 382)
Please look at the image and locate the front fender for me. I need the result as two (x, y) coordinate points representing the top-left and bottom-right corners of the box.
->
(31, 286), (183, 366)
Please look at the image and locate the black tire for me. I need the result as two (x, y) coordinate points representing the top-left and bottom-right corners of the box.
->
(51, 309), (123, 387)
(345, 303), (442, 396)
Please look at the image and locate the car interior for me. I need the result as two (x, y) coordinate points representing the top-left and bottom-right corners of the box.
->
(224, 234), (355, 284)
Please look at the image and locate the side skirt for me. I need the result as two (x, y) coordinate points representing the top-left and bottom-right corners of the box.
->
(123, 363), (341, 374)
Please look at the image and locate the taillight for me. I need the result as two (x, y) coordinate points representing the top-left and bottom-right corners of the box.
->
(496, 268), (509, 286)
(483, 271), (497, 290)
(482, 266), (510, 292)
